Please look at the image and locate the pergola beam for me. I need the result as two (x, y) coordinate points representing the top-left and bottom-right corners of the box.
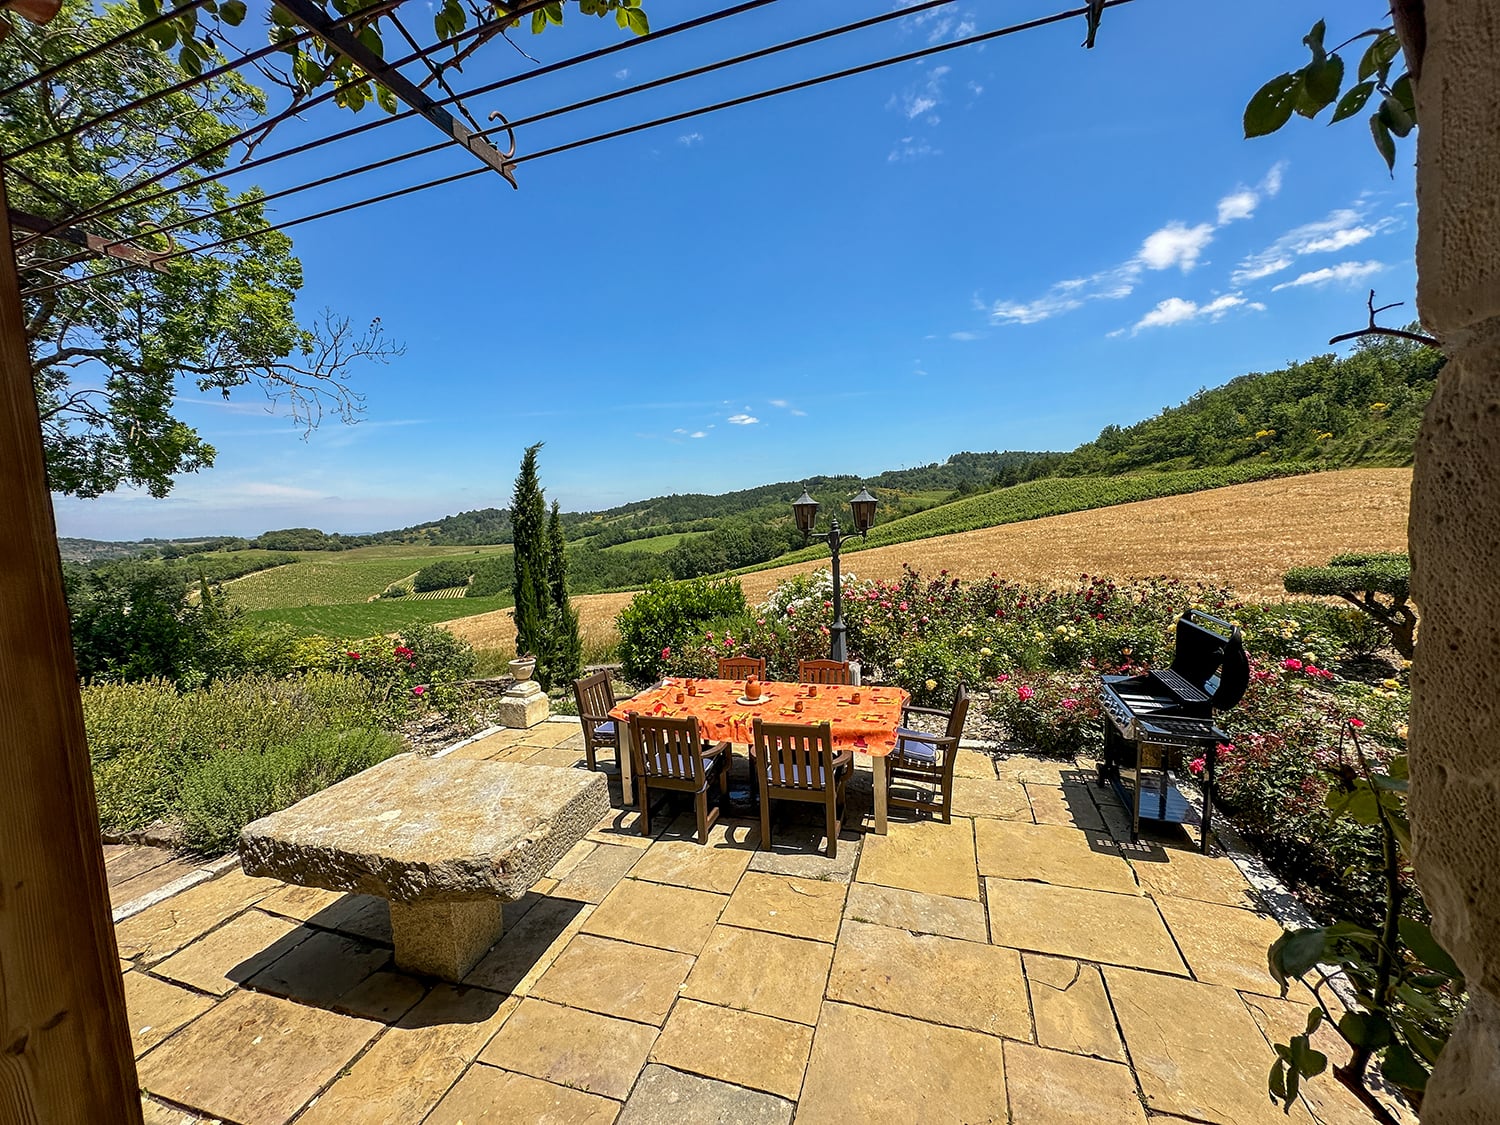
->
(8, 207), (170, 271)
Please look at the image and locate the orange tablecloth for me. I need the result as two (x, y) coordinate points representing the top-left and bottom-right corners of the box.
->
(610, 677), (909, 756)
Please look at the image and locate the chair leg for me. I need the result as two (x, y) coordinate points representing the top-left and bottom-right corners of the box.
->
(759, 789), (772, 852)
(695, 790), (710, 845)
(637, 778), (651, 836)
(585, 741), (597, 771)
(825, 794), (838, 860)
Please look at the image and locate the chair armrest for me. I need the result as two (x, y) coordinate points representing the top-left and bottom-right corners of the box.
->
(901, 704), (951, 719)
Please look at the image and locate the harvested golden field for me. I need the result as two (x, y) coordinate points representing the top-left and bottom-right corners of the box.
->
(444, 468), (1412, 657)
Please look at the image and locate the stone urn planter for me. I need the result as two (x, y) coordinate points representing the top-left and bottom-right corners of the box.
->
(508, 656), (537, 684)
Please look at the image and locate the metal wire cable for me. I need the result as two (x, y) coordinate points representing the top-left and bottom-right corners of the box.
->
(96, 0), (961, 252)
(24, 1), (1134, 297)
(13, 0), (683, 243)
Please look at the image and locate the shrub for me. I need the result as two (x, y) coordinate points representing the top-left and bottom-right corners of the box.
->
(176, 728), (403, 853)
(1283, 552), (1415, 657)
(467, 554), (514, 598)
(412, 558), (472, 592)
(989, 672), (1104, 757)
(616, 577), (747, 683)
(336, 624), (478, 726)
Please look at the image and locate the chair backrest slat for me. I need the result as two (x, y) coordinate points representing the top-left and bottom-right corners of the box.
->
(719, 656), (766, 681)
(630, 713), (706, 783)
(797, 659), (851, 685)
(946, 684), (970, 741)
(752, 719), (834, 791)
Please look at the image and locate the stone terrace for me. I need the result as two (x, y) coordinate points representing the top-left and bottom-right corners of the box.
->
(120, 720), (1378, 1124)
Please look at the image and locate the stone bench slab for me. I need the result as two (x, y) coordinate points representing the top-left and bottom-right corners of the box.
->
(239, 755), (609, 906)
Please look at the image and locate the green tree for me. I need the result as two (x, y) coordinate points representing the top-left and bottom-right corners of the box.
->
(548, 500), (583, 682)
(509, 443), (553, 684)
(1284, 553), (1416, 659)
(4, 0), (400, 498)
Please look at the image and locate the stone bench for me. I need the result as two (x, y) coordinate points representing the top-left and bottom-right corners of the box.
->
(239, 754), (608, 981)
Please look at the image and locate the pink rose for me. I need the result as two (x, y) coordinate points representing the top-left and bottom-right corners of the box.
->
(1348, 717), (1365, 728)
(995, 673), (1010, 683)
(1017, 685), (1034, 702)
(1282, 658), (1303, 672)
(1189, 756), (1206, 776)
(1060, 698), (1077, 710)
(412, 685), (426, 696)
(661, 646), (671, 659)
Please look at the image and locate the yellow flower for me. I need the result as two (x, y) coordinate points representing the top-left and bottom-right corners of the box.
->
(1302, 651), (1317, 663)
(893, 658), (905, 668)
(1402, 659), (1413, 670)
(980, 647), (993, 657)
(925, 679), (937, 692)
(1055, 625), (1067, 635)
(1383, 678), (1400, 690)
(1396, 724), (1409, 740)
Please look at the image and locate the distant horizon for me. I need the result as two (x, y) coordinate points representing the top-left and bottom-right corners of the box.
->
(50, 0), (1415, 541)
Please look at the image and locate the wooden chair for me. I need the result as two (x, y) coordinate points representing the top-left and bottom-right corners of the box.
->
(571, 671), (621, 771)
(798, 659), (851, 685)
(750, 719), (851, 858)
(627, 713), (731, 844)
(718, 655), (766, 681)
(886, 685), (970, 823)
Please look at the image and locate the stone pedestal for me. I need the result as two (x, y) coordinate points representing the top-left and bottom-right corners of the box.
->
(497, 678), (549, 728)
(389, 898), (505, 980)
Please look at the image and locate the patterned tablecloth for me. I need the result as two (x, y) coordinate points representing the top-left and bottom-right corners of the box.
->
(610, 677), (909, 756)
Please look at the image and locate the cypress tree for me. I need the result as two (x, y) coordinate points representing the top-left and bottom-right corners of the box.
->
(510, 443), (553, 686)
(548, 500), (583, 683)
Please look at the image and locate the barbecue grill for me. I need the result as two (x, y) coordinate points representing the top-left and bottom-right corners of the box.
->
(1097, 609), (1249, 852)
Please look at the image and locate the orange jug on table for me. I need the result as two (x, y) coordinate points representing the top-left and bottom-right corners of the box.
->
(745, 677), (761, 701)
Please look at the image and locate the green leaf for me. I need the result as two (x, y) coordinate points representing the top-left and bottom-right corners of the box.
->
(1245, 73), (1300, 138)
(1359, 30), (1402, 82)
(545, 2), (564, 25)
(375, 84), (397, 114)
(1391, 73), (1416, 121)
(357, 24), (383, 59)
(1269, 928), (1330, 988)
(1299, 54), (1344, 117)
(177, 44), (203, 76)
(1302, 19), (1327, 62)
(220, 0), (246, 25)
(1269, 1057), (1290, 1105)
(625, 7), (649, 35)
(1396, 1016), (1447, 1066)
(1338, 1010), (1392, 1049)
(1397, 917), (1462, 980)
(137, 0), (161, 16)
(1381, 95), (1415, 138)
(1331, 80), (1375, 123)
(1370, 113), (1397, 172)
(1380, 1039), (1429, 1092)
(1326, 780), (1380, 824)
(530, 8), (545, 33)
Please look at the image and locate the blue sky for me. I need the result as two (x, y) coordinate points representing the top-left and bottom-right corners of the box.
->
(53, 0), (1416, 540)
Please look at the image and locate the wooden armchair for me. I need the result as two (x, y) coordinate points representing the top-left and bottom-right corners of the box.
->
(571, 671), (620, 771)
(750, 719), (852, 858)
(797, 659), (851, 685)
(627, 713), (731, 844)
(718, 655), (766, 681)
(886, 685), (970, 823)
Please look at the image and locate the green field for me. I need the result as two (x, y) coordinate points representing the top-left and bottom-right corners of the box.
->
(246, 593), (511, 637)
(223, 546), (513, 610)
(600, 531), (708, 554)
(736, 462), (1312, 575)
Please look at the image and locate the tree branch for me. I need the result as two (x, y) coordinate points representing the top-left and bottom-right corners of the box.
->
(1329, 290), (1441, 348)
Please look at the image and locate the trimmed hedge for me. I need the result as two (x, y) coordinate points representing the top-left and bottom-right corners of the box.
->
(1284, 552), (1410, 600)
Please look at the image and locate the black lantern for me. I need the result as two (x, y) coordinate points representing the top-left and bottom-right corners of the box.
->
(789, 485), (879, 662)
(850, 487), (878, 535)
(792, 490), (820, 538)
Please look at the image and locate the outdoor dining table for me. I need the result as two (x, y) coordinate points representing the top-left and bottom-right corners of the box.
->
(609, 677), (910, 835)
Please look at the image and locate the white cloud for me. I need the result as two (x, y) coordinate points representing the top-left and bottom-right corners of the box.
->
(888, 137), (939, 162)
(1271, 260), (1385, 291)
(677, 132), (703, 146)
(672, 428), (687, 434)
(727, 413), (758, 425)
(769, 399), (788, 408)
(990, 294), (1086, 325)
(888, 63), (950, 121)
(690, 431), (707, 439)
(1217, 190), (1259, 225)
(1132, 292), (1262, 333)
(1261, 161), (1286, 196)
(1232, 207), (1396, 284)
(614, 68), (630, 80)
(896, 2), (977, 44)
(949, 330), (981, 341)
(1138, 221), (1214, 271)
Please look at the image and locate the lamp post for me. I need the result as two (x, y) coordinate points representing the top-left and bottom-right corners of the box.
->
(792, 486), (878, 662)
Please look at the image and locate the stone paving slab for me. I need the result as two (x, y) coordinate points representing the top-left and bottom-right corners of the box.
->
(650, 998), (813, 1101)
(682, 925), (834, 1026)
(952, 748), (1000, 780)
(247, 928), (391, 1009)
(531, 934), (694, 1025)
(1022, 954), (1125, 1062)
(1155, 895), (1315, 999)
(1130, 845), (1260, 907)
(629, 819), (758, 894)
(151, 908), (305, 997)
(116, 869), (279, 963)
(136, 990), (378, 1125)
(746, 823), (862, 882)
(479, 997), (657, 1100)
(953, 776), (1034, 820)
(975, 819), (1139, 895)
(425, 1061), (620, 1124)
(297, 985), (517, 1125)
(332, 968), (428, 1023)
(463, 896), (592, 994)
(109, 852), (203, 907)
(1105, 966), (1315, 1125)
(582, 877), (726, 954)
(719, 871), (847, 943)
(843, 881), (989, 941)
(1241, 994), (1391, 1125)
(1003, 1040), (1148, 1124)
(1025, 782), (1108, 831)
(797, 1001), (1008, 1125)
(550, 842), (644, 903)
(828, 920), (1030, 1038)
(122, 971), (215, 1058)
(986, 878), (1187, 974)
(619, 1064), (794, 1125)
(857, 818), (979, 900)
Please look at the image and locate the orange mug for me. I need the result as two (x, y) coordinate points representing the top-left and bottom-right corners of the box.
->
(851, 690), (862, 704)
(794, 699), (805, 713)
(675, 691), (686, 704)
(687, 681), (697, 696)
(807, 684), (818, 698)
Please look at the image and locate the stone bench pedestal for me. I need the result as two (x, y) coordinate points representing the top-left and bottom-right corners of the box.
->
(497, 677), (549, 728)
(239, 754), (607, 981)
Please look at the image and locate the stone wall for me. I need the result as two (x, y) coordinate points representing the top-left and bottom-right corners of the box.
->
(1406, 2), (1500, 1121)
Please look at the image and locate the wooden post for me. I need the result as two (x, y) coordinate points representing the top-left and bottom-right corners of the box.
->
(0, 175), (143, 1120)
